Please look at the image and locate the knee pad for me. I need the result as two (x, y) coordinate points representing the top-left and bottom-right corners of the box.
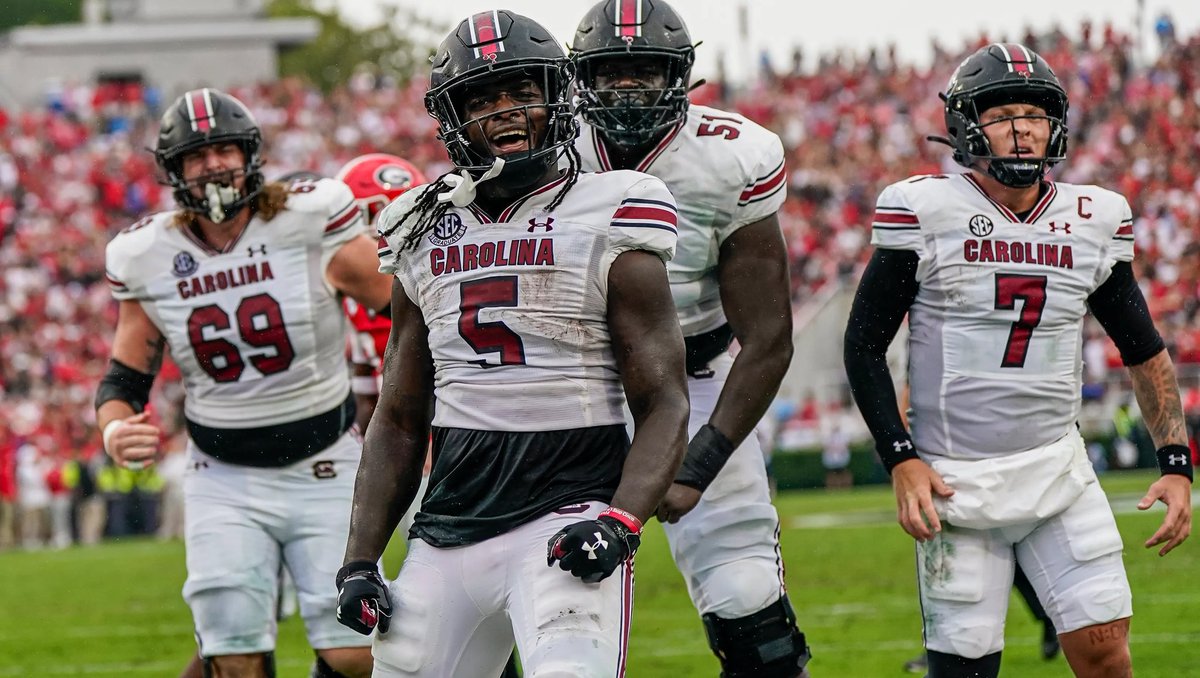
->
(926, 649), (1001, 678)
(702, 594), (811, 678)
(187, 583), (276, 655)
(1044, 550), (1131, 634)
(202, 652), (276, 678)
(696, 558), (787, 619)
(310, 655), (352, 678)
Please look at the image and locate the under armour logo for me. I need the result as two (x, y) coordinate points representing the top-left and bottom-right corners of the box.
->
(247, 244), (267, 256)
(528, 217), (554, 232)
(622, 36), (635, 46)
(893, 440), (914, 452)
(359, 600), (377, 627)
(1168, 454), (1188, 466)
(1048, 221), (1071, 234)
(482, 52), (498, 62)
(582, 532), (609, 559)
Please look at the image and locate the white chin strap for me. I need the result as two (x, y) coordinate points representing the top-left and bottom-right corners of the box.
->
(437, 158), (506, 207)
(204, 182), (243, 223)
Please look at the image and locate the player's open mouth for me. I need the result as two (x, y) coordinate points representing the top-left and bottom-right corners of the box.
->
(490, 128), (530, 154)
(189, 168), (240, 189)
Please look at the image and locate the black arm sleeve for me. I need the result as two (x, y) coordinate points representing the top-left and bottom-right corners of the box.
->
(1086, 262), (1165, 367)
(94, 359), (155, 413)
(843, 248), (921, 472)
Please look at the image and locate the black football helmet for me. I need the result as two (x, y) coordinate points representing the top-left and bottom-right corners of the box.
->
(155, 88), (264, 222)
(277, 170), (323, 184)
(571, 0), (695, 147)
(426, 10), (576, 191)
(942, 43), (1069, 188)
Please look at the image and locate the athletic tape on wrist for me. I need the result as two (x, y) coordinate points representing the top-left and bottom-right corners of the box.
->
(102, 419), (123, 454)
(351, 375), (380, 396)
(102, 419), (145, 471)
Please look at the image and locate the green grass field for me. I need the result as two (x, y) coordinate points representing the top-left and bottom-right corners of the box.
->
(1, 470), (1197, 677)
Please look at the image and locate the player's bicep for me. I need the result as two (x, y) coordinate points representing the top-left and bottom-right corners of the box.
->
(607, 250), (687, 420)
(717, 213), (791, 346)
(327, 234), (393, 312)
(377, 278), (434, 429)
(111, 300), (167, 374)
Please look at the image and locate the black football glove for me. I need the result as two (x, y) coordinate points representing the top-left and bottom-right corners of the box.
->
(335, 560), (391, 635)
(546, 509), (642, 584)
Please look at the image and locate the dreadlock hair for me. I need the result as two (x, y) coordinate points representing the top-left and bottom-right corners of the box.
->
(385, 145), (583, 253)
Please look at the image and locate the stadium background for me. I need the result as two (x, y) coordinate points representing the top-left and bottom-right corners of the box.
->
(1, 0), (1199, 675)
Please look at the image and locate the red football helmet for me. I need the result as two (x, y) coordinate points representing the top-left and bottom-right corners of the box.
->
(335, 153), (427, 225)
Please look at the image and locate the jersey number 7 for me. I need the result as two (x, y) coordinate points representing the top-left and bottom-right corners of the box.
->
(994, 273), (1047, 368)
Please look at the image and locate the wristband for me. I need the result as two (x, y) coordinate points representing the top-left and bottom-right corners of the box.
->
(351, 375), (380, 396)
(1155, 444), (1193, 482)
(675, 424), (736, 492)
(599, 507), (643, 535)
(876, 434), (921, 474)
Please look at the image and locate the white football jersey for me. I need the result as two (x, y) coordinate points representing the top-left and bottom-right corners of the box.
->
(105, 178), (366, 428)
(376, 170), (677, 432)
(871, 173), (1135, 459)
(575, 104), (786, 336)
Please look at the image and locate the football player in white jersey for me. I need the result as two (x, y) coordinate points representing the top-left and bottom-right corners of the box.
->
(569, 2), (810, 676)
(335, 151), (531, 677)
(334, 11), (690, 678)
(844, 44), (1192, 678)
(96, 89), (391, 678)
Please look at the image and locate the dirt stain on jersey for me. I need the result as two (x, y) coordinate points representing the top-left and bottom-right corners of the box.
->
(519, 270), (599, 350)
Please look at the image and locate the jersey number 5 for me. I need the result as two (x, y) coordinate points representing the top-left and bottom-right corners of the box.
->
(188, 293), (296, 382)
(994, 274), (1047, 368)
(459, 276), (527, 367)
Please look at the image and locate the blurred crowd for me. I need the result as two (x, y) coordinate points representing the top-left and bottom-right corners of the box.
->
(4, 18), (1200, 546)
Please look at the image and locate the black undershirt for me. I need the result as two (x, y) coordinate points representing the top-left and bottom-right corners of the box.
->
(844, 249), (1163, 470)
(412, 425), (630, 547)
(186, 392), (355, 467)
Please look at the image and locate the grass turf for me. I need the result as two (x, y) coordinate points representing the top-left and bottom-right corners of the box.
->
(0, 470), (1196, 676)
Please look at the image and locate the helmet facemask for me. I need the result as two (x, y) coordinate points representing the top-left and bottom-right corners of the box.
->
(939, 43), (1070, 190)
(427, 60), (577, 193)
(158, 136), (264, 223)
(948, 84), (1068, 189)
(574, 46), (694, 147)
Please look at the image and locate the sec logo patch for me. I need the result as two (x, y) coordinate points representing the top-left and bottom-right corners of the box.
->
(429, 213), (467, 246)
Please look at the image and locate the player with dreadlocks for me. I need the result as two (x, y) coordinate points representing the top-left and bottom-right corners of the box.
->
(381, 107), (582, 254)
(377, 5), (584, 253)
(335, 9), (692, 677)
